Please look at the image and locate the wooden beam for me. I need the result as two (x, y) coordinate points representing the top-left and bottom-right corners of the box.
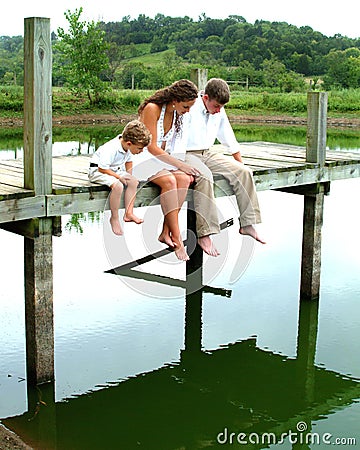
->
(0, 195), (45, 224)
(23, 17), (52, 195)
(299, 93), (328, 300)
(306, 92), (328, 166)
(24, 218), (54, 384)
(300, 185), (325, 300)
(23, 17), (54, 385)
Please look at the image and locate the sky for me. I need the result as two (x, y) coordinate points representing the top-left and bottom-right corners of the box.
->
(1, 0), (359, 39)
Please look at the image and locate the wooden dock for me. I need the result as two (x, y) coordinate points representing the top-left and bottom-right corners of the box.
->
(1, 142), (360, 222)
(1, 17), (360, 386)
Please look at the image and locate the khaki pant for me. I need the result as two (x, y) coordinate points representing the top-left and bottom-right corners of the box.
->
(187, 150), (262, 227)
(185, 153), (220, 237)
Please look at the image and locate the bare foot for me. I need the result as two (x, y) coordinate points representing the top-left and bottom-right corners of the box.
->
(197, 235), (220, 257)
(158, 231), (175, 248)
(175, 244), (190, 261)
(123, 213), (144, 224)
(110, 217), (123, 236)
(239, 225), (266, 244)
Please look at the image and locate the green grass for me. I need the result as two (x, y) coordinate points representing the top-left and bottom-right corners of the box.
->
(1, 85), (360, 119)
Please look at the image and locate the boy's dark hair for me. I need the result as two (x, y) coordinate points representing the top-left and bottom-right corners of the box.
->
(204, 78), (230, 105)
(122, 120), (151, 146)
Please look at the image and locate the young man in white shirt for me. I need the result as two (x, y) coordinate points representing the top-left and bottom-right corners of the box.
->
(185, 78), (265, 244)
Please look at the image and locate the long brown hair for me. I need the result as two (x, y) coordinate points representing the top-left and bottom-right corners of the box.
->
(138, 79), (198, 133)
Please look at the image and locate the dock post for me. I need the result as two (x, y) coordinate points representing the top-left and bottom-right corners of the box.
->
(23, 17), (54, 384)
(190, 68), (208, 90)
(300, 92), (328, 300)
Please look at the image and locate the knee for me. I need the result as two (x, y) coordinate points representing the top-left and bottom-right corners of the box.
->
(126, 175), (139, 188)
(159, 174), (177, 191)
(111, 180), (123, 192)
(232, 162), (253, 179)
(175, 172), (192, 188)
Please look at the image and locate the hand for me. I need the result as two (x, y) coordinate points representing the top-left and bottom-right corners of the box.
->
(118, 173), (132, 186)
(178, 162), (201, 177)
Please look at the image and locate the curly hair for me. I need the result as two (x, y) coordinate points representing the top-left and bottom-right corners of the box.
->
(122, 119), (152, 147)
(138, 79), (198, 133)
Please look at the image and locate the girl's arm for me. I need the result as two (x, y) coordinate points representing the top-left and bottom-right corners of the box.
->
(140, 104), (199, 176)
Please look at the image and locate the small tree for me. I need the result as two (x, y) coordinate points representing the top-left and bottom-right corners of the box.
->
(56, 8), (110, 104)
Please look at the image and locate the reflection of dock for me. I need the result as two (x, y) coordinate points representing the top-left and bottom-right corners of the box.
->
(0, 17), (360, 387)
(3, 294), (360, 449)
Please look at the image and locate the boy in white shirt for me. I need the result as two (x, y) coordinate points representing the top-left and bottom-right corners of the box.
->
(185, 78), (265, 244)
(88, 120), (151, 235)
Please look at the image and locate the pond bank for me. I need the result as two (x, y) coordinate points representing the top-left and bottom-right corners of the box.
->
(0, 424), (32, 450)
(1, 113), (360, 128)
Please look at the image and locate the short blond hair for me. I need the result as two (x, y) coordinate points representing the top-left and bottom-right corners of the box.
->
(122, 120), (151, 147)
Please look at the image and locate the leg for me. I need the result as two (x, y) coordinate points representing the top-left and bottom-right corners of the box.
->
(123, 175), (143, 224)
(109, 180), (124, 235)
(150, 170), (189, 261)
(203, 152), (265, 244)
(185, 154), (220, 256)
(172, 170), (193, 210)
(158, 170), (192, 252)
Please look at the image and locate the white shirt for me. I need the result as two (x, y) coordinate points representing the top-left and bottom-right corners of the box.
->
(90, 135), (132, 171)
(185, 94), (241, 155)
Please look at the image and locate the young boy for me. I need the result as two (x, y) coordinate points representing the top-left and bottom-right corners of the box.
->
(88, 120), (151, 235)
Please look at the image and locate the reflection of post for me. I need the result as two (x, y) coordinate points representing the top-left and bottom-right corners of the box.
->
(186, 195), (203, 292)
(184, 199), (203, 354)
(184, 288), (203, 355)
(23, 17), (54, 384)
(296, 298), (320, 404)
(300, 92), (328, 300)
(26, 382), (57, 446)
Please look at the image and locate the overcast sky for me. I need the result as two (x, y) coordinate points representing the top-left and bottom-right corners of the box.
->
(2, 0), (359, 39)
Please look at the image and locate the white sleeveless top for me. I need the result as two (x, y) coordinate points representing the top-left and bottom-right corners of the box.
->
(133, 104), (186, 181)
(157, 104), (176, 151)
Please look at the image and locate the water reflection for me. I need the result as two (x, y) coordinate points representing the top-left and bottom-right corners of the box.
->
(1, 123), (359, 448)
(3, 292), (359, 449)
(1, 123), (360, 160)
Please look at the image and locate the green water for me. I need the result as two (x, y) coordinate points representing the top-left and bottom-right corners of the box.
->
(0, 125), (359, 449)
(0, 122), (360, 159)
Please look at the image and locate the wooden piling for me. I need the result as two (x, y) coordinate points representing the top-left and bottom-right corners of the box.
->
(23, 17), (54, 384)
(306, 92), (327, 165)
(300, 92), (328, 300)
(190, 68), (208, 90)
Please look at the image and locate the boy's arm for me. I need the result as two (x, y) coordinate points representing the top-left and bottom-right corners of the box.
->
(99, 167), (120, 178)
(125, 161), (133, 174)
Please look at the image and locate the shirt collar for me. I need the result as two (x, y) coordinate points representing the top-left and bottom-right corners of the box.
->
(198, 93), (209, 115)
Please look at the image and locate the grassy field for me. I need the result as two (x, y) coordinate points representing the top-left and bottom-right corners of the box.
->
(1, 85), (360, 120)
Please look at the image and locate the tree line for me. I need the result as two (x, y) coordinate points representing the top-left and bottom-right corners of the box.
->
(1, 8), (360, 104)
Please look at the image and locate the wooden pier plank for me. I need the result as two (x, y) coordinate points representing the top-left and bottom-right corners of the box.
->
(1, 142), (360, 221)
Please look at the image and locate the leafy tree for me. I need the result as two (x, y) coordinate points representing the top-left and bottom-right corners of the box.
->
(324, 48), (360, 89)
(56, 7), (110, 104)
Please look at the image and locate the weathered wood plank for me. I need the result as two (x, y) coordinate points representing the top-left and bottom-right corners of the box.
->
(23, 17), (52, 195)
(0, 195), (45, 223)
(1, 142), (360, 219)
(47, 191), (110, 216)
